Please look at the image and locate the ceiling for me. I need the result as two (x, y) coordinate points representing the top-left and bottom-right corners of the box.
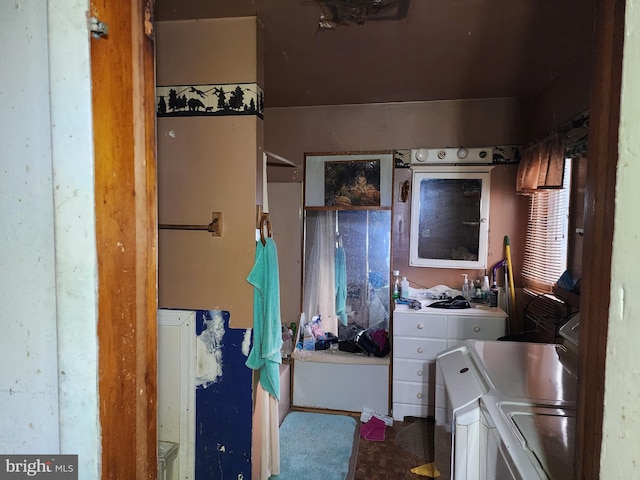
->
(155, 0), (596, 109)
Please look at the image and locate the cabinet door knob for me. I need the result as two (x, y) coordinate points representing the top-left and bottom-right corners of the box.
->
(417, 323), (424, 330)
(417, 347), (424, 353)
(474, 326), (480, 332)
(417, 393), (423, 399)
(417, 370), (423, 376)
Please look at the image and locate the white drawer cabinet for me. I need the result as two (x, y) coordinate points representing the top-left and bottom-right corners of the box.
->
(393, 313), (448, 338)
(392, 305), (506, 421)
(393, 337), (448, 361)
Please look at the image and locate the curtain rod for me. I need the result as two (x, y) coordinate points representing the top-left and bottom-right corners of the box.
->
(265, 150), (297, 168)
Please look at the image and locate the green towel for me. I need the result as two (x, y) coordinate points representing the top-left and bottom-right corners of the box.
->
(246, 238), (282, 399)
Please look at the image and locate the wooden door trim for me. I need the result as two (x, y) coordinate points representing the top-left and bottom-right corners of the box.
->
(92, 0), (158, 478)
(577, 0), (625, 478)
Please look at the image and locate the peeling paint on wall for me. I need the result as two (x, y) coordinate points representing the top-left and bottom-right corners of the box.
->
(242, 329), (252, 357)
(195, 310), (226, 388)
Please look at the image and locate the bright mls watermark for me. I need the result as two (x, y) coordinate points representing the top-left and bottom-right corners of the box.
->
(0, 455), (77, 479)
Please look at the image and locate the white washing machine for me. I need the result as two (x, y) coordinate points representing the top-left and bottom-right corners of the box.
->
(480, 396), (576, 479)
(434, 315), (579, 480)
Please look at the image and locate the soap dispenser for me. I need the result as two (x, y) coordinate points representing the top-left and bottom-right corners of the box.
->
(462, 274), (470, 301)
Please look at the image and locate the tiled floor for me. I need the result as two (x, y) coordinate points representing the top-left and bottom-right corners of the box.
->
(354, 419), (435, 480)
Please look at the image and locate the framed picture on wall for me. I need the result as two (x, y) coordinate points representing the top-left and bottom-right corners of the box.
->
(304, 151), (393, 208)
(324, 159), (381, 206)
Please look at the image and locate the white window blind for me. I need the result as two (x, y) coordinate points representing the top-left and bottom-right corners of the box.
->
(522, 158), (572, 293)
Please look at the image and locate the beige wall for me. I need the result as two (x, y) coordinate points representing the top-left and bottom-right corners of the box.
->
(264, 98), (530, 307)
(156, 17), (263, 328)
(156, 17), (260, 85)
(267, 183), (303, 326)
(265, 97), (527, 182)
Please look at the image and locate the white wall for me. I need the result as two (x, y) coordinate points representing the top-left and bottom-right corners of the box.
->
(267, 183), (303, 326)
(0, 1), (99, 477)
(601, 1), (640, 476)
(0, 0), (59, 451)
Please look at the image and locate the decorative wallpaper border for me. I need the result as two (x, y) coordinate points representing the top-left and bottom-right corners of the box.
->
(156, 83), (264, 119)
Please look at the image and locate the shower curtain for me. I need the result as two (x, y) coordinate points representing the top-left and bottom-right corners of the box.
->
(335, 242), (347, 326)
(303, 211), (339, 336)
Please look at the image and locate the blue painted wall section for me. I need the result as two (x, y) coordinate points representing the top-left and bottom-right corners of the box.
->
(195, 310), (252, 479)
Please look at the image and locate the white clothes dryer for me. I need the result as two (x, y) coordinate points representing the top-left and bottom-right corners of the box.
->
(434, 315), (579, 480)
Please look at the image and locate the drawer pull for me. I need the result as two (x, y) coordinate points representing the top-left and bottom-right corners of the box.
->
(417, 323), (424, 330)
(417, 370), (423, 376)
(417, 347), (424, 354)
(474, 326), (480, 332)
(416, 393), (423, 399)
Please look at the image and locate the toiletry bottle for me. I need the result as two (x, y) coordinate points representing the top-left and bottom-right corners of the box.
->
(490, 280), (499, 308)
(392, 270), (401, 299)
(296, 317), (305, 350)
(281, 325), (293, 358)
(401, 276), (410, 299)
(462, 274), (470, 301)
(481, 275), (491, 304)
(303, 323), (315, 350)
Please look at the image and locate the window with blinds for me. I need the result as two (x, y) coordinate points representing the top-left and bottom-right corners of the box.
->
(522, 158), (572, 294)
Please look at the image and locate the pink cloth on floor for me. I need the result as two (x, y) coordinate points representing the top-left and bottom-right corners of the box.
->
(360, 416), (386, 442)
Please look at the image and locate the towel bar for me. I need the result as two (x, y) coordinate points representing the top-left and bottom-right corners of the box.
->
(159, 212), (222, 236)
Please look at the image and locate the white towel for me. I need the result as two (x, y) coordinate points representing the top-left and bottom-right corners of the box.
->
(251, 383), (280, 479)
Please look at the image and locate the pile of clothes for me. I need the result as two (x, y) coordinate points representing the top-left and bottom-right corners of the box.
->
(338, 325), (390, 357)
(359, 408), (393, 442)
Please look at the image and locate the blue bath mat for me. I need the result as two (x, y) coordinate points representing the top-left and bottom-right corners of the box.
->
(270, 411), (358, 480)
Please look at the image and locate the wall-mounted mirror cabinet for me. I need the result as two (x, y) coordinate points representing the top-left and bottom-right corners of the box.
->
(409, 166), (491, 269)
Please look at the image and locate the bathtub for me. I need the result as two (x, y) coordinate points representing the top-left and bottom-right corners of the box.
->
(291, 348), (390, 414)
(279, 362), (291, 425)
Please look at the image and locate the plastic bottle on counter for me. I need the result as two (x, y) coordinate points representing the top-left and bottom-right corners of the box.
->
(392, 270), (401, 299)
(401, 277), (410, 299)
(490, 281), (499, 308)
(281, 325), (293, 358)
(303, 323), (316, 350)
(462, 274), (470, 301)
(481, 275), (491, 304)
(296, 316), (305, 350)
(473, 278), (481, 299)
